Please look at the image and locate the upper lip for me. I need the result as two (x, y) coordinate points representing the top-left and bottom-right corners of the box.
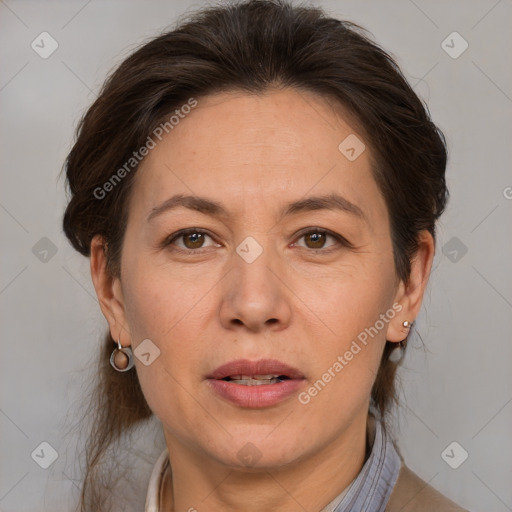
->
(207, 358), (304, 380)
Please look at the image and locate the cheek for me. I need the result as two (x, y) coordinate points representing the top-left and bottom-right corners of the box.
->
(294, 289), (390, 427)
(121, 254), (214, 342)
(291, 253), (396, 337)
(120, 257), (216, 386)
(120, 265), (209, 428)
(291, 254), (396, 394)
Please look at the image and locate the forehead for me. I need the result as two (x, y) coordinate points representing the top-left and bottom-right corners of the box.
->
(130, 88), (385, 224)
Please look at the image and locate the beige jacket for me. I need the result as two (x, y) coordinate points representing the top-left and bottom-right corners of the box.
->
(386, 465), (468, 512)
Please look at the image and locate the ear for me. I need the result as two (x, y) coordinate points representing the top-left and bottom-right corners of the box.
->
(386, 230), (435, 343)
(90, 234), (131, 346)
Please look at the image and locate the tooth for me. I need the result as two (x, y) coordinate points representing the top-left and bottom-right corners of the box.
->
(234, 377), (282, 386)
(228, 374), (280, 380)
(241, 375), (278, 379)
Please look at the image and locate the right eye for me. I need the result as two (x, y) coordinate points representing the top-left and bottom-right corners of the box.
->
(163, 228), (220, 252)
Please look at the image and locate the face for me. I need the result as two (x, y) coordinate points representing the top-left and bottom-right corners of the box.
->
(96, 88), (417, 470)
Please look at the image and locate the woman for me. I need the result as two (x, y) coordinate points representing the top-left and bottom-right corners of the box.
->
(62, 1), (468, 510)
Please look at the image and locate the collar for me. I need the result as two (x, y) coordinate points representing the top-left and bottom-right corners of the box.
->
(322, 413), (402, 512)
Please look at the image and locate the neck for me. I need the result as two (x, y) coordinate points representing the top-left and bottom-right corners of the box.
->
(161, 411), (370, 512)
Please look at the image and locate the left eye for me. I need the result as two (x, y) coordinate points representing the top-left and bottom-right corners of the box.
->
(294, 230), (340, 250)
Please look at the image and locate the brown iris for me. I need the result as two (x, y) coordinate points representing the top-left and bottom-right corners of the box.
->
(183, 232), (205, 249)
(304, 231), (327, 249)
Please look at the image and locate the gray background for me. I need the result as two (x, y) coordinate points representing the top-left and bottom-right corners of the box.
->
(1, 0), (511, 510)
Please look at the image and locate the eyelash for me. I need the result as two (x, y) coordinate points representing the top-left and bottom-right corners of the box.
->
(161, 227), (352, 254)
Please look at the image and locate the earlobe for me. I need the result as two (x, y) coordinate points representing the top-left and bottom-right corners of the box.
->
(388, 320), (413, 362)
(89, 235), (131, 344)
(387, 318), (414, 343)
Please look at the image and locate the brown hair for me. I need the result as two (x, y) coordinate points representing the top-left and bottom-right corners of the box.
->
(62, 0), (447, 509)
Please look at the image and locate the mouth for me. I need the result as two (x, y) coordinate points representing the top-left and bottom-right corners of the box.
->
(220, 374), (291, 385)
(207, 358), (304, 381)
(206, 359), (305, 408)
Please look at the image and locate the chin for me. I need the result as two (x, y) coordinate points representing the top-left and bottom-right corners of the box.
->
(206, 430), (312, 471)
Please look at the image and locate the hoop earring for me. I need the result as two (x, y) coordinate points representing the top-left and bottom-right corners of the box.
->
(389, 320), (412, 363)
(110, 337), (135, 372)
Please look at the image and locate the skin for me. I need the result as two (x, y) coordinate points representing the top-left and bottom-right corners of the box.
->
(90, 88), (434, 512)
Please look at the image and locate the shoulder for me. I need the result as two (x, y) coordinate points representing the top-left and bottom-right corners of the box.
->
(386, 464), (469, 512)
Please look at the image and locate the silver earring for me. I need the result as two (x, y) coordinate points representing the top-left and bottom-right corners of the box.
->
(110, 337), (135, 372)
(389, 321), (412, 363)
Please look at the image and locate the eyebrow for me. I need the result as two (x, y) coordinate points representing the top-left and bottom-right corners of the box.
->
(146, 193), (365, 223)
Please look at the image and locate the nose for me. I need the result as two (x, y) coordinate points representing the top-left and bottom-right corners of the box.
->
(219, 244), (292, 333)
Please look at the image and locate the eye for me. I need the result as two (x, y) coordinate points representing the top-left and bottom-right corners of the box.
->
(163, 228), (218, 251)
(293, 229), (349, 251)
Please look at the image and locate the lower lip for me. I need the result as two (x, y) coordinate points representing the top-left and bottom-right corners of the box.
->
(207, 379), (305, 408)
